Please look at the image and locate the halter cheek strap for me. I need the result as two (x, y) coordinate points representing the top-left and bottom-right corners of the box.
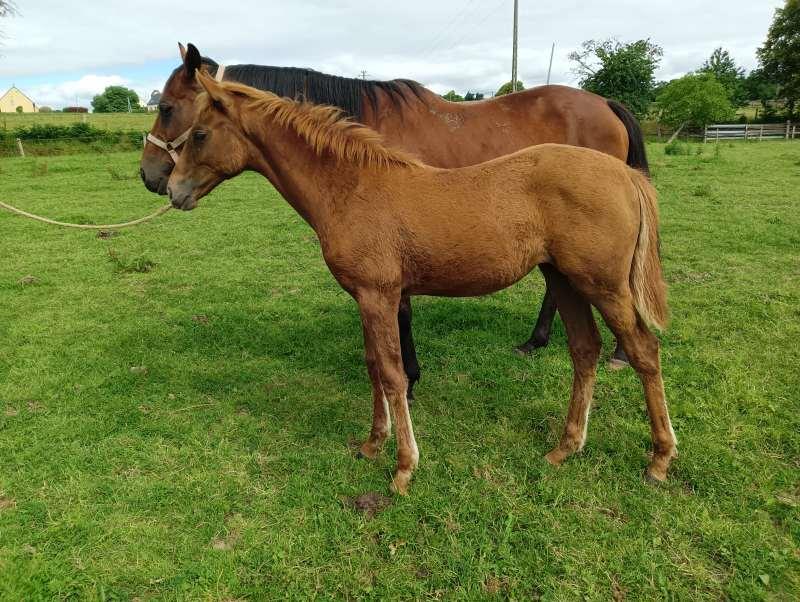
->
(146, 64), (227, 164)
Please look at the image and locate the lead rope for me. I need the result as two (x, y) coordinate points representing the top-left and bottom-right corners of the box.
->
(0, 200), (172, 230)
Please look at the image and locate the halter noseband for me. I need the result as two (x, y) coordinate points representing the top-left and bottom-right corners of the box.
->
(146, 65), (226, 163)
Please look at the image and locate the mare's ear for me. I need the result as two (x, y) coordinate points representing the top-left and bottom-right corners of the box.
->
(178, 42), (187, 61)
(183, 43), (202, 77)
(196, 69), (233, 113)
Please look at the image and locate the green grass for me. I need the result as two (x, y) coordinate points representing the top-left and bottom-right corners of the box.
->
(1, 142), (798, 600)
(0, 112), (155, 132)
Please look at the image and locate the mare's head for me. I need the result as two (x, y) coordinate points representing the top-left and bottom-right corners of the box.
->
(140, 43), (217, 194)
(167, 71), (252, 211)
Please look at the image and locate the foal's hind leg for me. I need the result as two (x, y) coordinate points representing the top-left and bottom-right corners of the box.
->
(398, 296), (421, 402)
(538, 266), (602, 466)
(516, 285), (558, 354)
(594, 295), (677, 482)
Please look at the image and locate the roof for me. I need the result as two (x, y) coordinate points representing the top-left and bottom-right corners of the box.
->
(146, 90), (161, 106)
(1, 86), (36, 105)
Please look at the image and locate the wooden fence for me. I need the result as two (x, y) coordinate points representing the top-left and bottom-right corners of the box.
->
(704, 122), (797, 143)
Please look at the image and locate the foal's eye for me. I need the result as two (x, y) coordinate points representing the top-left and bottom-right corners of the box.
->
(158, 103), (172, 116)
(193, 130), (207, 143)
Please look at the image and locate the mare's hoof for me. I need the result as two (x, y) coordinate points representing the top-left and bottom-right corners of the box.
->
(607, 357), (630, 371)
(515, 341), (544, 356)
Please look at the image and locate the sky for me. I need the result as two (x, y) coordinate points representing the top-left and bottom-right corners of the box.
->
(0, 0), (786, 110)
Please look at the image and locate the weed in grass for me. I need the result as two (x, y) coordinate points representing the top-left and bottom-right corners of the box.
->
(107, 247), (155, 274)
(30, 161), (48, 177)
(665, 141), (691, 156)
(107, 165), (137, 181)
(692, 183), (714, 197)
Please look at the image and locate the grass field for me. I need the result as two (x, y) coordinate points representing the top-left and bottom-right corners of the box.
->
(1, 142), (798, 600)
(0, 112), (156, 132)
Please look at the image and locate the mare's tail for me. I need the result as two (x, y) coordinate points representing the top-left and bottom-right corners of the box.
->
(608, 99), (650, 177)
(629, 170), (668, 330)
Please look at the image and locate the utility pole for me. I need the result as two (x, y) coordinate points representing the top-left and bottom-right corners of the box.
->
(546, 42), (555, 85)
(511, 0), (519, 92)
(359, 70), (368, 81)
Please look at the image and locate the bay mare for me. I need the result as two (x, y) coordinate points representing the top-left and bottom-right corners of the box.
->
(166, 72), (676, 495)
(141, 43), (650, 398)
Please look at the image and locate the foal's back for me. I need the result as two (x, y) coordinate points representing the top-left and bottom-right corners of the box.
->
(346, 143), (642, 297)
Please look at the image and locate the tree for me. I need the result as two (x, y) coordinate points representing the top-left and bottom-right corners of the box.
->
(1, 0), (16, 39)
(743, 68), (780, 118)
(569, 39), (663, 118)
(442, 90), (464, 102)
(495, 80), (525, 96)
(757, 0), (800, 119)
(654, 73), (735, 128)
(697, 48), (747, 106)
(91, 86), (142, 113)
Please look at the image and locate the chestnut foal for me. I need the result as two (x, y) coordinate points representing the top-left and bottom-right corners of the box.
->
(168, 73), (677, 494)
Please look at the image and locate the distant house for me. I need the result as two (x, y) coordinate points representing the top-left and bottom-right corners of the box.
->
(146, 90), (161, 112)
(0, 86), (38, 113)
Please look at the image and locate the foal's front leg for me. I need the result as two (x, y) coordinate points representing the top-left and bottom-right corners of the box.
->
(358, 290), (419, 495)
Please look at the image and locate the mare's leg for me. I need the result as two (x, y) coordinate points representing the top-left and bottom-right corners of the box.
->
(357, 319), (391, 460)
(358, 289), (419, 495)
(516, 284), (558, 354)
(608, 342), (630, 371)
(593, 294), (677, 482)
(538, 266), (603, 466)
(398, 295), (421, 401)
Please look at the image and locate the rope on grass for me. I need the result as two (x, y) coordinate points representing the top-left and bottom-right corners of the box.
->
(0, 200), (172, 230)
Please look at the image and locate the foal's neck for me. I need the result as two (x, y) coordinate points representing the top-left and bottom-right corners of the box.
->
(244, 116), (362, 232)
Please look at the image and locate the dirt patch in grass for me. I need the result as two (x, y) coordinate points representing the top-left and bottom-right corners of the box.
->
(342, 492), (393, 519)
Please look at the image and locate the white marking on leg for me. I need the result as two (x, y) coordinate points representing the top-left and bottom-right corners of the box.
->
(381, 394), (392, 437)
(577, 398), (593, 451)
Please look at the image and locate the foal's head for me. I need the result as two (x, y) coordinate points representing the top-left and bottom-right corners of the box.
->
(140, 43), (217, 195)
(167, 71), (252, 211)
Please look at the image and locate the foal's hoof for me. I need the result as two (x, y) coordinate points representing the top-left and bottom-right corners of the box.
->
(644, 469), (668, 486)
(390, 470), (413, 496)
(544, 448), (568, 467)
(607, 357), (630, 371)
(357, 442), (381, 460)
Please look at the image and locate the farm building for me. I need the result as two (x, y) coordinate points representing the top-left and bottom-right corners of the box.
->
(146, 90), (161, 111)
(0, 86), (38, 113)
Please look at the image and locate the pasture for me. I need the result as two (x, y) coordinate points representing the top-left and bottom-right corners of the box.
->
(0, 141), (798, 599)
(0, 112), (155, 132)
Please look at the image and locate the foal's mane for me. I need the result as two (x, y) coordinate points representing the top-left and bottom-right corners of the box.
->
(194, 58), (426, 121)
(217, 82), (423, 170)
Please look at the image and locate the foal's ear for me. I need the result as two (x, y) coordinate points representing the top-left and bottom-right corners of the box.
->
(196, 70), (231, 112)
(178, 42), (187, 61)
(183, 43), (202, 77)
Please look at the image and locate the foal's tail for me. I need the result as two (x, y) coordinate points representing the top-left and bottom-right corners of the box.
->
(608, 99), (650, 177)
(630, 170), (668, 331)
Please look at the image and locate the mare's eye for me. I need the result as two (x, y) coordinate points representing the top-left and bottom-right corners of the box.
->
(158, 103), (172, 116)
(193, 130), (207, 143)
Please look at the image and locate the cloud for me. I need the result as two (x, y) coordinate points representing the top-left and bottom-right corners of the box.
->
(25, 75), (130, 109)
(0, 0), (787, 104)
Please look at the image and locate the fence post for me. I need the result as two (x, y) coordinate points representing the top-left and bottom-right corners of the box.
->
(16, 138), (25, 157)
(759, 125), (764, 141)
(787, 120), (791, 140)
(142, 133), (147, 148)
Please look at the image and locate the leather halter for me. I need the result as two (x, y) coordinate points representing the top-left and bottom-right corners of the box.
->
(146, 65), (226, 163)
